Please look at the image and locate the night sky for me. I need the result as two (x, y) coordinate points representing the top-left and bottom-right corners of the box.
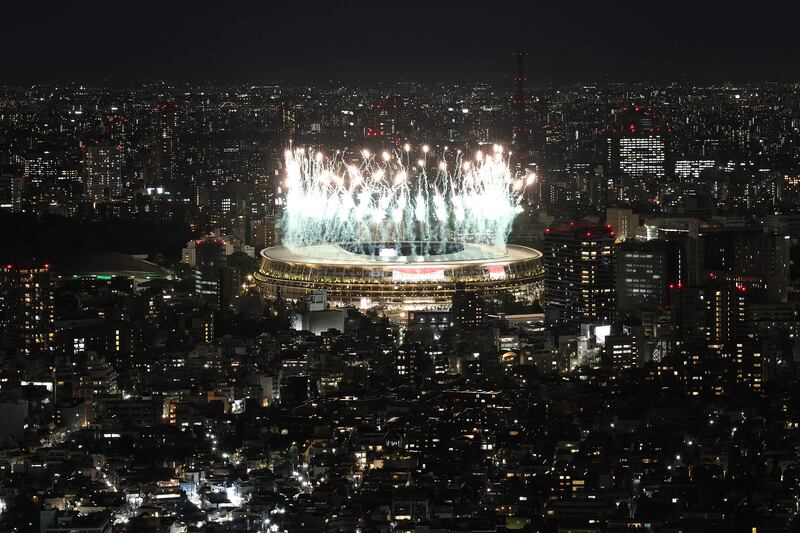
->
(2, 1), (799, 84)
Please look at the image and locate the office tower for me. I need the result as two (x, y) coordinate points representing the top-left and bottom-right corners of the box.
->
(451, 283), (485, 329)
(607, 106), (666, 181)
(702, 228), (789, 303)
(705, 281), (749, 351)
(605, 334), (639, 370)
(152, 101), (179, 184)
(674, 159), (715, 180)
(669, 278), (765, 396)
(21, 152), (59, 189)
(219, 266), (241, 311)
(393, 344), (427, 382)
(0, 170), (22, 213)
(0, 263), (55, 356)
(725, 331), (764, 393)
(544, 222), (616, 327)
(251, 213), (278, 251)
(192, 313), (214, 345)
(617, 240), (684, 315)
(689, 281), (762, 392)
(670, 280), (749, 350)
(83, 144), (123, 201)
(511, 50), (528, 148)
(669, 285), (709, 348)
(194, 238), (226, 309)
(613, 136), (666, 179)
(278, 98), (297, 141)
(605, 207), (639, 241)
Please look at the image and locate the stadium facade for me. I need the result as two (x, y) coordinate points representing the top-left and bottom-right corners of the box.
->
(254, 241), (543, 312)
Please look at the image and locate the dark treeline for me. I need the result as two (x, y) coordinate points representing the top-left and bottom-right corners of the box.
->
(0, 214), (198, 265)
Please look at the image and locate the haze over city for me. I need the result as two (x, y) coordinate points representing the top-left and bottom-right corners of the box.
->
(3, 1), (800, 83)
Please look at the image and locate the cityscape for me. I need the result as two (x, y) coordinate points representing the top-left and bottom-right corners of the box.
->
(3, 3), (800, 533)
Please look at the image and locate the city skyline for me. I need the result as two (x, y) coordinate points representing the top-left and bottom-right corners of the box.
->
(4, 4), (800, 532)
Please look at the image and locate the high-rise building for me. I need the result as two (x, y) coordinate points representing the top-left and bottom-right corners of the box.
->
(278, 99), (297, 141)
(194, 238), (226, 309)
(251, 213), (278, 250)
(452, 284), (485, 329)
(705, 282), (750, 352)
(544, 222), (616, 327)
(152, 102), (179, 185)
(605, 207), (640, 241)
(669, 280), (750, 351)
(0, 170), (22, 213)
(219, 266), (241, 311)
(674, 159), (715, 180)
(511, 50), (528, 149)
(393, 344), (427, 382)
(83, 144), (123, 200)
(617, 240), (684, 316)
(612, 136), (666, 180)
(0, 263), (55, 356)
(669, 285), (708, 349)
(723, 331), (764, 393)
(702, 228), (789, 303)
(21, 152), (60, 188)
(192, 313), (215, 344)
(607, 105), (666, 181)
(605, 334), (639, 370)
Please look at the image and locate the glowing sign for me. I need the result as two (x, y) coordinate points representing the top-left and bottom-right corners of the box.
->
(21, 381), (54, 392)
(392, 267), (445, 283)
(594, 325), (611, 345)
(484, 264), (507, 280)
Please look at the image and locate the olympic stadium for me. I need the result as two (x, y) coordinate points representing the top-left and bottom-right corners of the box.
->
(254, 240), (543, 310)
(254, 146), (544, 312)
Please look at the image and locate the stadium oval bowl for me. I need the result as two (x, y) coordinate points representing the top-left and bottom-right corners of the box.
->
(254, 242), (543, 311)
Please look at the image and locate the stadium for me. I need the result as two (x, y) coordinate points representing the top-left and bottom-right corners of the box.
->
(254, 241), (543, 310)
(254, 146), (544, 312)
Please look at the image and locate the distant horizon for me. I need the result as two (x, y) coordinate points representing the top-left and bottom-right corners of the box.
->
(3, 78), (800, 88)
(3, 0), (800, 84)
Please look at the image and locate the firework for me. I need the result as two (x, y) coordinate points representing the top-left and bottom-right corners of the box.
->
(280, 145), (533, 256)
